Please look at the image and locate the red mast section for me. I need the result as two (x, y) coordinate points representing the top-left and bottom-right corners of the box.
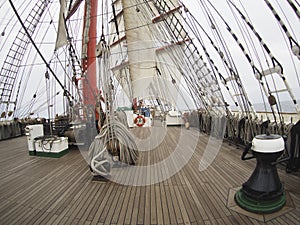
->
(82, 0), (98, 106)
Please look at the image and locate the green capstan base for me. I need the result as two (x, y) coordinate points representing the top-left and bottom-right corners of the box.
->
(234, 189), (286, 214)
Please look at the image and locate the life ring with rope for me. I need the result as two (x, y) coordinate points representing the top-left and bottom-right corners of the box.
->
(134, 115), (146, 127)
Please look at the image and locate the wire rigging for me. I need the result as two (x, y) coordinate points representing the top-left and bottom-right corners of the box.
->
(8, 0), (74, 110)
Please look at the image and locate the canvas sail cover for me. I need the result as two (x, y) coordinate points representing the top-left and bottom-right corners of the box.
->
(55, 0), (68, 51)
(121, 0), (156, 99)
(109, 0), (184, 106)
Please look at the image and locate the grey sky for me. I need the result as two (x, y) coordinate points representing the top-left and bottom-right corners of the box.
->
(0, 0), (299, 118)
(184, 0), (299, 105)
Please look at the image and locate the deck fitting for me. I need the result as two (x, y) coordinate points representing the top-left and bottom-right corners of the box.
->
(234, 188), (286, 214)
(227, 187), (295, 222)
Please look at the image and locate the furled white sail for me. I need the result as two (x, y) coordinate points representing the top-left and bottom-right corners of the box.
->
(55, 0), (68, 51)
(121, 0), (156, 100)
(109, 0), (184, 105)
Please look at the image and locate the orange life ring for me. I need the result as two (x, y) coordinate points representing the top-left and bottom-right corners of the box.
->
(134, 115), (146, 127)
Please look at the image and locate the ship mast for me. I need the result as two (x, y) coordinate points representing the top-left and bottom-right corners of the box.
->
(82, 0), (98, 107)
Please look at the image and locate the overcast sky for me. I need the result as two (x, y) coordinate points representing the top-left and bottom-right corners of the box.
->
(184, 0), (300, 105)
(0, 0), (299, 117)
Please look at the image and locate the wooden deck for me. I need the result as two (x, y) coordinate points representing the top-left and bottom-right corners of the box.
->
(0, 126), (299, 225)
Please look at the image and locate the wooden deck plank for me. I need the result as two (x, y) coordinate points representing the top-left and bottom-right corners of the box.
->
(169, 184), (184, 224)
(143, 185), (151, 225)
(150, 156), (158, 225)
(0, 127), (299, 225)
(137, 186), (146, 225)
(131, 188), (141, 224)
(275, 216), (290, 225)
(86, 184), (110, 222)
(102, 184), (124, 225)
(178, 184), (199, 223)
(165, 185), (178, 225)
(69, 183), (97, 224)
(90, 182), (116, 224)
(47, 169), (90, 214)
(159, 183), (171, 225)
(109, 186), (126, 225)
(115, 184), (133, 225)
(173, 185), (191, 224)
(122, 164), (138, 224)
(48, 173), (90, 224)
(185, 159), (222, 221)
(154, 185), (164, 225)
(181, 172), (209, 221)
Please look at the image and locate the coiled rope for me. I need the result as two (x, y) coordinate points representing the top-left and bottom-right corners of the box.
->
(89, 119), (139, 177)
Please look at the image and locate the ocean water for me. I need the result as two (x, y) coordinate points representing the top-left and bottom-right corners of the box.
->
(230, 100), (300, 113)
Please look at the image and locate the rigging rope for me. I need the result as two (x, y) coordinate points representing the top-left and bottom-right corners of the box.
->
(182, 3), (255, 117)
(228, 1), (283, 71)
(8, 0), (74, 109)
(139, 0), (227, 115)
(89, 33), (139, 176)
(0, 1), (30, 49)
(195, 0), (256, 139)
(89, 120), (139, 176)
(230, 1), (299, 115)
(203, 1), (289, 125)
(264, 0), (300, 60)
(16, 7), (58, 117)
(286, 0), (300, 19)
